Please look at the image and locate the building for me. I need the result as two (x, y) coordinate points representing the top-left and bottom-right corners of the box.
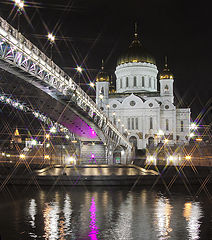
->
(95, 27), (190, 150)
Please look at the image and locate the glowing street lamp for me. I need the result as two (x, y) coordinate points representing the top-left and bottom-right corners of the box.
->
(185, 155), (191, 160)
(50, 126), (57, 134)
(190, 123), (198, 130)
(45, 134), (50, 140)
(76, 66), (83, 73)
(65, 134), (70, 139)
(158, 130), (164, 136)
(48, 33), (55, 43)
(189, 132), (194, 138)
(19, 154), (25, 159)
(164, 139), (169, 144)
(31, 139), (37, 146)
(44, 155), (50, 160)
(14, 0), (24, 10)
(89, 82), (95, 88)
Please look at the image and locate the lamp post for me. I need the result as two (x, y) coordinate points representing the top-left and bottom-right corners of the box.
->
(106, 104), (110, 118)
(75, 66), (83, 86)
(48, 33), (55, 60)
(13, 0), (24, 31)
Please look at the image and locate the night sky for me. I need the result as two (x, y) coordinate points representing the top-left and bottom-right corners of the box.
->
(0, 0), (211, 124)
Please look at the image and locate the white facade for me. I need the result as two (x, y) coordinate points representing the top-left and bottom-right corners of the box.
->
(95, 37), (191, 150)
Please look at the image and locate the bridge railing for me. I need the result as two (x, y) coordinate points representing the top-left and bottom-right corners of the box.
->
(0, 16), (131, 148)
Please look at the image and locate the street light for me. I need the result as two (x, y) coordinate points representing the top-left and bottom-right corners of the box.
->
(50, 126), (57, 134)
(89, 82), (95, 88)
(48, 33), (55, 59)
(189, 132), (194, 138)
(13, 0), (24, 31)
(185, 155), (191, 160)
(14, 0), (24, 11)
(76, 66), (83, 73)
(48, 33), (55, 43)
(158, 130), (164, 136)
(190, 123), (198, 130)
(19, 154), (25, 159)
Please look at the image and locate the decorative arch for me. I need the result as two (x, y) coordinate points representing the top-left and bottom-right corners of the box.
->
(122, 93), (144, 108)
(143, 99), (159, 108)
(129, 135), (138, 149)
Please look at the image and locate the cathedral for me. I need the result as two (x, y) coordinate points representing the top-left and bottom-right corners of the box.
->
(95, 27), (190, 150)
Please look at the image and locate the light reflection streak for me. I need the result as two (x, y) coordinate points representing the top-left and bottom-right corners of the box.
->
(63, 194), (72, 235)
(114, 195), (133, 240)
(43, 202), (60, 240)
(154, 197), (172, 239)
(29, 199), (37, 228)
(183, 202), (203, 240)
(89, 197), (99, 240)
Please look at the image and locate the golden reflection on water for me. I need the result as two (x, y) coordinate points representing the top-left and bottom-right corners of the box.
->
(154, 197), (172, 239)
(183, 202), (202, 240)
(43, 203), (60, 239)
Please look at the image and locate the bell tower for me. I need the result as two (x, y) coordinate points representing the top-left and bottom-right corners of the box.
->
(96, 60), (110, 110)
(159, 57), (174, 103)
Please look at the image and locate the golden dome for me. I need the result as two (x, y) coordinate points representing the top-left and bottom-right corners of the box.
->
(96, 60), (110, 82)
(160, 59), (174, 80)
(117, 27), (156, 66)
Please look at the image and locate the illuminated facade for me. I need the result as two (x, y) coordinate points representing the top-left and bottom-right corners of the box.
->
(96, 29), (190, 149)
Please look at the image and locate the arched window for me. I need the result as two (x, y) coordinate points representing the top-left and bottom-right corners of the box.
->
(129, 136), (137, 149)
(128, 118), (130, 130)
(149, 77), (151, 88)
(126, 77), (129, 87)
(133, 76), (137, 87)
(150, 117), (153, 129)
(120, 78), (122, 88)
(142, 76), (145, 87)
(166, 119), (169, 131)
(181, 121), (184, 132)
(135, 118), (138, 129)
(131, 118), (135, 130)
(164, 85), (169, 92)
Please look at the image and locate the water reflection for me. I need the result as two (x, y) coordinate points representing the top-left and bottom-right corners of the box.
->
(154, 196), (172, 239)
(183, 202), (203, 240)
(89, 197), (99, 240)
(29, 199), (36, 228)
(43, 203), (60, 240)
(63, 194), (72, 236)
(19, 188), (208, 240)
(114, 194), (133, 240)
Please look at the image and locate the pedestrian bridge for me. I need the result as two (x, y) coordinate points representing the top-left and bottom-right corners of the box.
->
(0, 16), (133, 164)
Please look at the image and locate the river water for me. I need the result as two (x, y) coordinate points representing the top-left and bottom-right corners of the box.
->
(0, 186), (211, 240)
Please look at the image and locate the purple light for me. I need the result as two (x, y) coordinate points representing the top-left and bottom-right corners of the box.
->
(88, 197), (99, 240)
(89, 154), (97, 164)
(91, 129), (96, 136)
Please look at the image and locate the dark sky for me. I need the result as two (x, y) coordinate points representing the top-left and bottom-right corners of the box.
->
(0, 0), (211, 123)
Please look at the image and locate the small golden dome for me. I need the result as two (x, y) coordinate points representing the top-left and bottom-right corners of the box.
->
(96, 60), (110, 82)
(117, 25), (156, 66)
(160, 58), (174, 80)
